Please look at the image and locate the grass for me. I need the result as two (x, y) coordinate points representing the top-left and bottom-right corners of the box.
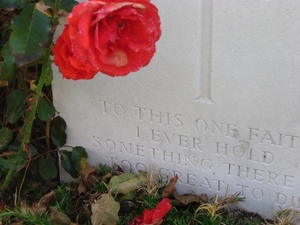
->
(0, 206), (50, 225)
(266, 209), (300, 225)
(1, 164), (300, 225)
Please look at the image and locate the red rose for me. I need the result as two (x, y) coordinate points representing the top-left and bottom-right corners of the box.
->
(52, 0), (161, 80)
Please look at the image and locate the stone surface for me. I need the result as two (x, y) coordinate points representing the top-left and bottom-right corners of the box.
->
(52, 0), (300, 219)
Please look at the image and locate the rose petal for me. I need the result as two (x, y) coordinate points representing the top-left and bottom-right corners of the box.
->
(93, 0), (150, 3)
(91, 2), (133, 26)
(150, 198), (172, 223)
(67, 1), (104, 28)
(142, 198), (172, 224)
(52, 25), (98, 80)
(143, 209), (154, 224)
(76, 12), (94, 50)
(128, 215), (144, 225)
(88, 47), (116, 76)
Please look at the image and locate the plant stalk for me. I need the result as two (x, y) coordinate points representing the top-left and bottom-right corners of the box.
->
(0, 48), (51, 191)
(0, 0), (61, 192)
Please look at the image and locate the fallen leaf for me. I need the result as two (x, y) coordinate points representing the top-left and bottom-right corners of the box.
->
(20, 190), (55, 217)
(0, 80), (9, 87)
(91, 193), (120, 225)
(101, 172), (112, 181)
(108, 171), (147, 195)
(162, 175), (178, 197)
(20, 202), (47, 215)
(80, 166), (97, 184)
(38, 190), (55, 206)
(174, 193), (208, 205)
(49, 206), (72, 225)
(78, 180), (87, 195)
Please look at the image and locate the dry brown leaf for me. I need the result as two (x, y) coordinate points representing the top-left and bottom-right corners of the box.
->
(0, 80), (9, 87)
(162, 175), (178, 197)
(78, 180), (87, 195)
(49, 206), (72, 225)
(101, 172), (113, 181)
(80, 166), (97, 184)
(38, 190), (55, 206)
(91, 193), (120, 225)
(174, 193), (208, 205)
(20, 202), (47, 215)
(20, 190), (55, 217)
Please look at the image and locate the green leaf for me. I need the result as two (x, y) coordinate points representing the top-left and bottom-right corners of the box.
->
(9, 2), (52, 67)
(43, 0), (55, 7)
(51, 116), (67, 147)
(0, 128), (13, 152)
(91, 193), (120, 225)
(8, 142), (38, 157)
(71, 146), (88, 172)
(0, 0), (20, 10)
(37, 97), (55, 121)
(0, 43), (15, 80)
(60, 150), (78, 178)
(0, 152), (25, 169)
(7, 142), (20, 151)
(6, 89), (27, 124)
(0, 0), (33, 9)
(61, 0), (78, 12)
(39, 156), (57, 180)
(33, 0), (77, 12)
(108, 171), (148, 195)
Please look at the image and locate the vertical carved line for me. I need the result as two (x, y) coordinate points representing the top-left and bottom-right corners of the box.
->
(196, 0), (214, 104)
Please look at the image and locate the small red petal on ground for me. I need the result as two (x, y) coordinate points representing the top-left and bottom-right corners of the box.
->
(129, 198), (172, 225)
(128, 215), (143, 225)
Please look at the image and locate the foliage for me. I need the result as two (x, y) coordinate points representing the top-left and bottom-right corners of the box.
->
(195, 192), (245, 222)
(0, 0), (86, 193)
(1, 163), (299, 224)
(0, 205), (50, 225)
(264, 209), (300, 225)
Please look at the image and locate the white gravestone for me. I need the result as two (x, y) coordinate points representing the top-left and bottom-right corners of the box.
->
(52, 0), (300, 219)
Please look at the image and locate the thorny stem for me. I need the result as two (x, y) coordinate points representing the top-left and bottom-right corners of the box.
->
(1, 49), (50, 191)
(0, 0), (61, 191)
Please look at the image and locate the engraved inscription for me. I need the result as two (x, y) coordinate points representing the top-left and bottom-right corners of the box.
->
(95, 99), (300, 211)
(133, 107), (183, 127)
